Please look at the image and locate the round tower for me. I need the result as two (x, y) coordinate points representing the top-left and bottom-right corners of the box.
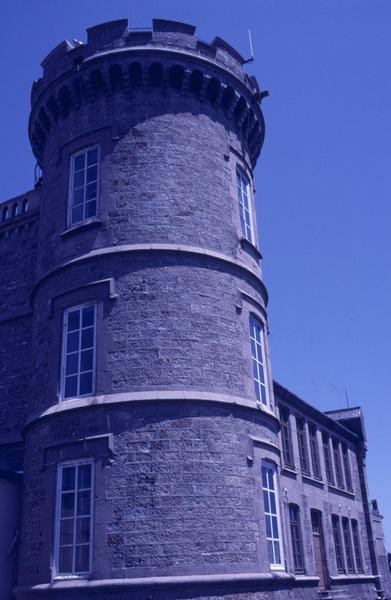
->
(18, 19), (282, 599)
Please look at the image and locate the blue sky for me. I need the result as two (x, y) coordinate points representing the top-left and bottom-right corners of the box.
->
(1, 0), (390, 546)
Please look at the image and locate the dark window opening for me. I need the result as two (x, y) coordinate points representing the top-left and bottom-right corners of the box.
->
(332, 515), (345, 573)
(222, 85), (235, 110)
(296, 417), (310, 474)
(129, 62), (143, 86)
(149, 62), (163, 86)
(351, 520), (363, 573)
(206, 77), (221, 103)
(342, 518), (355, 573)
(109, 64), (123, 92)
(333, 440), (344, 488)
(47, 95), (59, 121)
(280, 406), (294, 469)
(289, 504), (305, 573)
(58, 86), (72, 118)
(309, 424), (322, 479)
(189, 70), (204, 95)
(90, 69), (105, 95)
(169, 65), (184, 90)
(323, 433), (334, 485)
(342, 445), (353, 492)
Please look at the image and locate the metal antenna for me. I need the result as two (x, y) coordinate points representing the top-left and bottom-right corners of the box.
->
(345, 386), (350, 408)
(130, 0), (135, 31)
(243, 29), (255, 64)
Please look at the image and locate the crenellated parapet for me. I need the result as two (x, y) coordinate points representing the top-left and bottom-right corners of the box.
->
(0, 188), (40, 239)
(29, 18), (266, 168)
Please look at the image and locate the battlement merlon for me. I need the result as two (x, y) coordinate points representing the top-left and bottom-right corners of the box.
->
(29, 18), (267, 172)
(31, 18), (261, 105)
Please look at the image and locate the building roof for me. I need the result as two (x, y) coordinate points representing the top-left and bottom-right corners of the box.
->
(273, 380), (366, 444)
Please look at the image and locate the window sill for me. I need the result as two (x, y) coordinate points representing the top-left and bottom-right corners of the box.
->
(327, 484), (355, 498)
(52, 574), (91, 581)
(281, 466), (297, 477)
(302, 473), (324, 488)
(60, 217), (104, 238)
(330, 573), (375, 583)
(240, 237), (262, 262)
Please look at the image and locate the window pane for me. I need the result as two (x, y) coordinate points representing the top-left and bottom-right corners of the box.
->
(274, 541), (281, 564)
(78, 464), (92, 489)
(64, 376), (78, 398)
(60, 518), (74, 545)
(72, 188), (84, 207)
(73, 170), (85, 188)
(75, 545), (90, 572)
(77, 490), (91, 516)
(59, 546), (73, 573)
(56, 462), (93, 576)
(72, 205), (84, 224)
(86, 165), (98, 183)
(272, 516), (279, 537)
(85, 200), (97, 218)
(69, 147), (99, 226)
(267, 469), (274, 490)
(62, 467), (75, 491)
(82, 306), (95, 328)
(74, 154), (85, 171)
(62, 305), (96, 401)
(87, 148), (98, 165)
(250, 339), (256, 357)
(261, 466), (268, 488)
(267, 540), (274, 564)
(81, 328), (94, 349)
(250, 316), (268, 405)
(80, 372), (93, 396)
(262, 462), (282, 567)
(76, 517), (90, 543)
(66, 353), (79, 376)
(237, 171), (253, 243)
(61, 493), (75, 518)
(86, 182), (97, 200)
(260, 386), (267, 405)
(67, 311), (80, 332)
(80, 349), (93, 373)
(265, 515), (272, 538)
(67, 331), (79, 353)
(263, 490), (270, 513)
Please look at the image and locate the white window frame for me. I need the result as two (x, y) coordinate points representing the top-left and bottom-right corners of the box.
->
(236, 168), (254, 244)
(53, 459), (94, 579)
(60, 303), (97, 401)
(68, 145), (100, 227)
(249, 315), (269, 407)
(262, 460), (284, 570)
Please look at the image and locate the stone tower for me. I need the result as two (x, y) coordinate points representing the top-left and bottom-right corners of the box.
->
(2, 17), (391, 600)
(17, 17), (279, 598)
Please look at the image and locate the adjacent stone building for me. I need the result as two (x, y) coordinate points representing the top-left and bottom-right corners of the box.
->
(0, 17), (389, 600)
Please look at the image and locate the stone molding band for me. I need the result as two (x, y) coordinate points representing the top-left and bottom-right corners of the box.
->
(31, 242), (269, 306)
(24, 389), (279, 433)
(14, 572), (321, 596)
